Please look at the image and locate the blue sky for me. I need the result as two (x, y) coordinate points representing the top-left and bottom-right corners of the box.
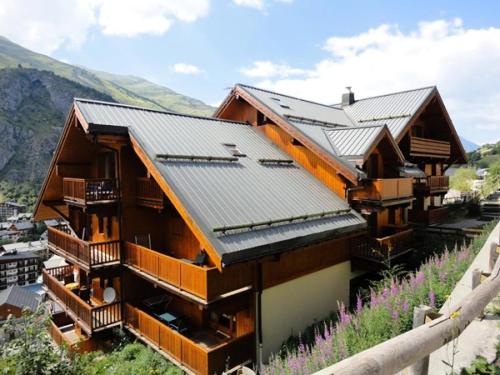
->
(1, 0), (499, 144)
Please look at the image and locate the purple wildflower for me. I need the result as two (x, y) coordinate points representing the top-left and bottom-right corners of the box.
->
(370, 290), (379, 307)
(402, 300), (409, 313)
(415, 271), (425, 286)
(428, 290), (435, 308)
(390, 280), (399, 296)
(391, 309), (400, 321)
(356, 294), (363, 313)
(338, 302), (351, 325)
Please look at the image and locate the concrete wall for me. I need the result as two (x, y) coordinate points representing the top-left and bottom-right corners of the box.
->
(260, 260), (351, 360)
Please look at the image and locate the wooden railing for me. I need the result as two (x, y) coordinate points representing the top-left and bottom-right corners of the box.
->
(428, 175), (449, 192)
(136, 177), (165, 209)
(410, 136), (451, 158)
(48, 226), (120, 268)
(351, 228), (414, 261)
(63, 177), (118, 205)
(352, 178), (413, 202)
(124, 242), (252, 301)
(124, 303), (254, 375)
(43, 268), (121, 334)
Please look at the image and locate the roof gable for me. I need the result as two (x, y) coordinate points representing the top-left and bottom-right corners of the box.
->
(64, 100), (366, 266)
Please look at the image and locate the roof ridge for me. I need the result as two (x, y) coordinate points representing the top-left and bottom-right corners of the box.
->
(332, 85), (436, 106)
(74, 98), (248, 126)
(236, 83), (346, 112)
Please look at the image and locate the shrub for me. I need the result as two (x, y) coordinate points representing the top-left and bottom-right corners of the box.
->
(262, 221), (497, 375)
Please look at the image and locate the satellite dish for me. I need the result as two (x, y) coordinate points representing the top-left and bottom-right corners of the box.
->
(103, 287), (116, 303)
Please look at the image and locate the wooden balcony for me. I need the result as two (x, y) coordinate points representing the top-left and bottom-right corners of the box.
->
(124, 303), (254, 375)
(409, 206), (449, 225)
(351, 228), (414, 262)
(409, 136), (451, 159)
(124, 242), (253, 302)
(43, 266), (121, 335)
(48, 312), (96, 353)
(351, 178), (413, 204)
(415, 176), (449, 194)
(136, 177), (165, 209)
(63, 177), (118, 206)
(48, 226), (120, 270)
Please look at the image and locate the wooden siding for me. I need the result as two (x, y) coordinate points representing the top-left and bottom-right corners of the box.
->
(259, 123), (349, 197)
(124, 303), (255, 375)
(409, 206), (449, 225)
(124, 242), (253, 301)
(48, 226), (120, 269)
(262, 237), (350, 289)
(351, 178), (413, 202)
(43, 267), (121, 334)
(136, 177), (165, 209)
(409, 136), (451, 159)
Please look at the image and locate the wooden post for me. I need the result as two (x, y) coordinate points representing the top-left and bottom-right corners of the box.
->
(410, 305), (432, 375)
(489, 241), (499, 273)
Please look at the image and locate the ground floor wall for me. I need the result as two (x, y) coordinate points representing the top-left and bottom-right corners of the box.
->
(260, 260), (351, 360)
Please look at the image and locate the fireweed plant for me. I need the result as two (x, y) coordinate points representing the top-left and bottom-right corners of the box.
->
(263, 221), (497, 375)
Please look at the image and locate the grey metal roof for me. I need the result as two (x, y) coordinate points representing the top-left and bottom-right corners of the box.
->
(237, 84), (354, 127)
(234, 84), (436, 172)
(0, 285), (41, 311)
(324, 125), (386, 161)
(335, 86), (435, 139)
(74, 99), (366, 265)
(0, 251), (39, 261)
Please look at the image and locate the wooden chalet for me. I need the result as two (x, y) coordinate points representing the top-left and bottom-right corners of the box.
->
(215, 84), (467, 264)
(34, 99), (366, 374)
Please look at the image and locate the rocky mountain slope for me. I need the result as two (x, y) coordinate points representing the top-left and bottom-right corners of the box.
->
(0, 36), (214, 116)
(0, 36), (215, 207)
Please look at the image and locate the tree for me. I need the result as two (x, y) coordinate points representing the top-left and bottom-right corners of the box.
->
(483, 161), (500, 197)
(450, 168), (477, 193)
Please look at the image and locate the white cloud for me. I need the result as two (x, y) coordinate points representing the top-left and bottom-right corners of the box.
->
(240, 61), (306, 78)
(254, 19), (500, 144)
(232, 0), (293, 11)
(0, 0), (209, 54)
(170, 63), (203, 75)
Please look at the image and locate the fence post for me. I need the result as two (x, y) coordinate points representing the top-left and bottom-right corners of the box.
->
(489, 241), (499, 273)
(410, 305), (432, 375)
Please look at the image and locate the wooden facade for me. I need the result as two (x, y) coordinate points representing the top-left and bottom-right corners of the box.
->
(35, 105), (361, 374)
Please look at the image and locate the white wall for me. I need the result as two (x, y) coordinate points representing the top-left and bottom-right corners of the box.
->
(260, 260), (351, 361)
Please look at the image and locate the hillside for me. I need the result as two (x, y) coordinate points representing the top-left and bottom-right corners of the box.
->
(468, 140), (500, 169)
(0, 67), (116, 206)
(459, 136), (480, 153)
(0, 36), (214, 116)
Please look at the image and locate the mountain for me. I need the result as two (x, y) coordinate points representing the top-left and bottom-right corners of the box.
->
(0, 67), (116, 206)
(0, 36), (215, 207)
(468, 141), (500, 169)
(460, 136), (480, 153)
(0, 36), (214, 116)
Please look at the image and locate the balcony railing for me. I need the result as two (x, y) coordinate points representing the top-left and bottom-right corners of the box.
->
(409, 206), (449, 225)
(124, 303), (254, 375)
(48, 312), (95, 353)
(351, 178), (413, 202)
(63, 177), (118, 205)
(48, 226), (120, 270)
(351, 228), (414, 261)
(43, 266), (121, 334)
(136, 177), (165, 209)
(410, 136), (451, 159)
(124, 242), (252, 301)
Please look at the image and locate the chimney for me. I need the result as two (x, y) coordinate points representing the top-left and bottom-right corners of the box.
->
(341, 86), (355, 106)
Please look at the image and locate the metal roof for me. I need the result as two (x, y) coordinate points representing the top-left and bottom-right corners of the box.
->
(335, 86), (435, 139)
(324, 125), (386, 160)
(234, 84), (436, 171)
(0, 285), (41, 311)
(74, 99), (365, 265)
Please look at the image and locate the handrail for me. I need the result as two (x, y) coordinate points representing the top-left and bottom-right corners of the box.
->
(124, 242), (252, 300)
(353, 178), (413, 201)
(63, 177), (118, 204)
(48, 226), (120, 267)
(43, 269), (121, 333)
(315, 224), (500, 375)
